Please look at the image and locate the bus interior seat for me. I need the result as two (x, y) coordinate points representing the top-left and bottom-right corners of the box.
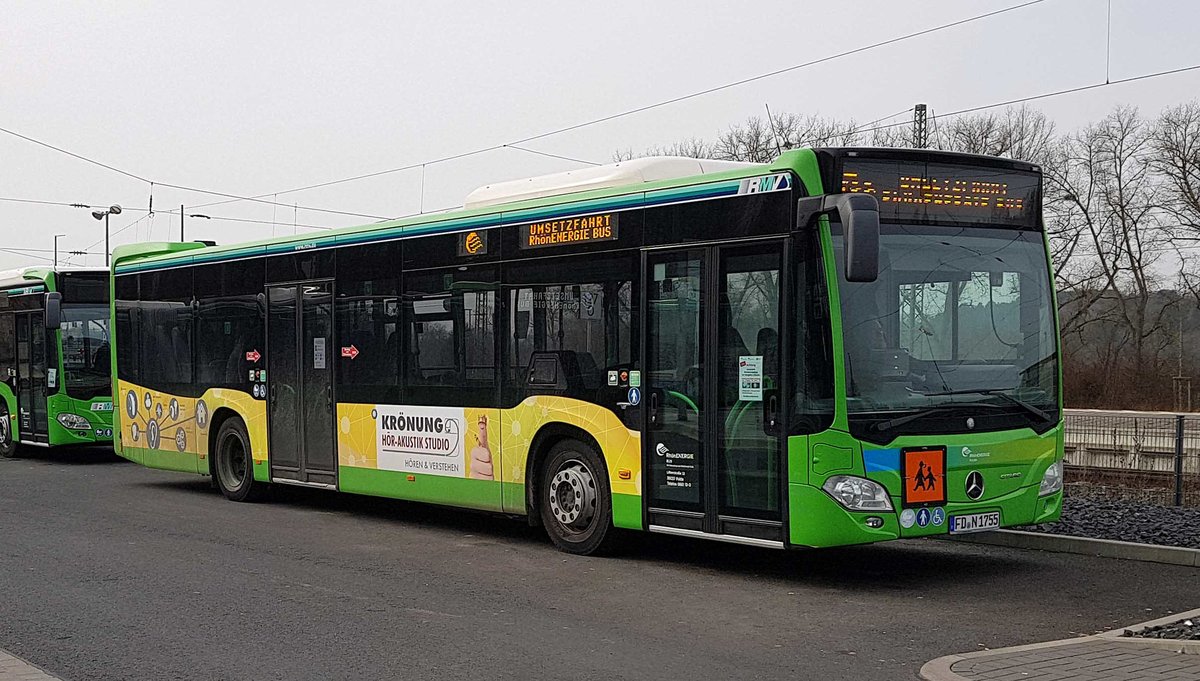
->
(525, 350), (589, 396)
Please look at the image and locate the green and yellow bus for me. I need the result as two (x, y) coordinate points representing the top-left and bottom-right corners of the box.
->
(0, 267), (114, 457)
(110, 147), (1063, 554)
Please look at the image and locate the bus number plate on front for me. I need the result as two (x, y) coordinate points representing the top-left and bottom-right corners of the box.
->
(949, 511), (1000, 534)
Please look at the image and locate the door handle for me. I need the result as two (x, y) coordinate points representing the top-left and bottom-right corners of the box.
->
(649, 391), (659, 426)
(326, 384), (332, 413)
(764, 393), (780, 436)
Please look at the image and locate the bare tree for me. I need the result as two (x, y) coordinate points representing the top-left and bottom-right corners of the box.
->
(1153, 102), (1200, 231)
(612, 137), (713, 162)
(1152, 103), (1200, 304)
(615, 113), (859, 163)
(1053, 107), (1179, 405)
(933, 106), (1058, 166)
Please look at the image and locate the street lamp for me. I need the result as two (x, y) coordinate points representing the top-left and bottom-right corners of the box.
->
(52, 234), (66, 267)
(90, 205), (122, 266)
(180, 205), (210, 242)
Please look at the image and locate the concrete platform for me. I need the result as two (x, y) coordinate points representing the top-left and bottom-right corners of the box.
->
(922, 608), (1200, 681)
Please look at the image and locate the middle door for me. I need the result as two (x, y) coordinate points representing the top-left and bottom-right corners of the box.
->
(267, 281), (336, 486)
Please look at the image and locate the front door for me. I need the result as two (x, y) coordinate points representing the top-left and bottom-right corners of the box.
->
(643, 241), (786, 544)
(267, 281), (336, 486)
(15, 311), (49, 443)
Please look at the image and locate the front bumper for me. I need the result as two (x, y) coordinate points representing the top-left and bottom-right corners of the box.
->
(788, 482), (1063, 548)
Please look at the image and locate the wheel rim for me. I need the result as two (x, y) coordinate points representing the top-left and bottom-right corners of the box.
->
(0, 412), (9, 448)
(217, 431), (247, 491)
(547, 457), (598, 536)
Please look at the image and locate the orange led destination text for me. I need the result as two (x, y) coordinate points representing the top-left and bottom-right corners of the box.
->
(524, 213), (616, 248)
(842, 172), (1024, 211)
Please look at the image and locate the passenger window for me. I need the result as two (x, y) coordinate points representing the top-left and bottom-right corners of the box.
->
(403, 267), (497, 407)
(502, 251), (636, 406)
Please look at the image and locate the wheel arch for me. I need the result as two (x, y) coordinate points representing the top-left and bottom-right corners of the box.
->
(205, 406), (244, 477)
(523, 421), (606, 527)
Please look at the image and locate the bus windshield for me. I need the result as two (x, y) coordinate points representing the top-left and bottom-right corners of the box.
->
(833, 224), (1058, 441)
(61, 304), (111, 399)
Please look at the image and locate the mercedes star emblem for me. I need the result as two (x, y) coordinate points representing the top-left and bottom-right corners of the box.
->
(965, 470), (985, 500)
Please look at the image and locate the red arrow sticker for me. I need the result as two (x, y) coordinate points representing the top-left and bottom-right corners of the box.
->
(341, 345), (359, 359)
(245, 350), (261, 363)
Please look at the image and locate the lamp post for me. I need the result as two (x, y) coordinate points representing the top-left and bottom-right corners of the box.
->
(180, 206), (211, 242)
(90, 205), (123, 266)
(52, 234), (66, 267)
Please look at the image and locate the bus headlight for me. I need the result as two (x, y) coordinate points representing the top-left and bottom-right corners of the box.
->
(822, 475), (894, 512)
(57, 413), (92, 430)
(1039, 460), (1063, 496)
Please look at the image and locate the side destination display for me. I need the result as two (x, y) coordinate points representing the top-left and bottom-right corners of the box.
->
(519, 213), (618, 249)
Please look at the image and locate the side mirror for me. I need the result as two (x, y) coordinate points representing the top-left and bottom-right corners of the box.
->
(831, 194), (879, 283)
(797, 193), (881, 283)
(45, 292), (62, 329)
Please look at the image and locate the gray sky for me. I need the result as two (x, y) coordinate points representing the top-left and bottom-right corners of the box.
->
(3, 0), (1199, 270)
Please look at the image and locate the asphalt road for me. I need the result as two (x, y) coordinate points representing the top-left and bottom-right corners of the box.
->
(1, 450), (1196, 681)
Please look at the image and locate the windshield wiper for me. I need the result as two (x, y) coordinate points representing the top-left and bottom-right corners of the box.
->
(918, 388), (1053, 423)
(871, 401), (1002, 432)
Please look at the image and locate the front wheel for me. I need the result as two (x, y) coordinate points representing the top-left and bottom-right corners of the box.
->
(539, 439), (620, 556)
(213, 417), (267, 502)
(0, 404), (17, 458)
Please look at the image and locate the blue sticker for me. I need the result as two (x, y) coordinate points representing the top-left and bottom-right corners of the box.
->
(931, 507), (946, 527)
(916, 508), (931, 528)
(628, 387), (641, 406)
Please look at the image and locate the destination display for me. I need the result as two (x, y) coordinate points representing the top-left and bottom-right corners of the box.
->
(519, 213), (618, 249)
(840, 159), (1040, 228)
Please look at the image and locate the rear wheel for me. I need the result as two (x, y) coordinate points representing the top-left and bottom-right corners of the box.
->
(0, 404), (17, 458)
(539, 439), (619, 556)
(213, 417), (266, 502)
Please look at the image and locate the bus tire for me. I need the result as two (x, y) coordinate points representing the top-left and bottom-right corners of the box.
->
(212, 417), (266, 502)
(539, 439), (620, 556)
(0, 404), (17, 458)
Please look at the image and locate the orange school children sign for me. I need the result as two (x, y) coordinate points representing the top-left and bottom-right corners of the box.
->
(520, 213), (618, 248)
(902, 446), (947, 507)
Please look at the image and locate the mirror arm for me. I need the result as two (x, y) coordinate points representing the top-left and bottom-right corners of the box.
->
(795, 192), (880, 283)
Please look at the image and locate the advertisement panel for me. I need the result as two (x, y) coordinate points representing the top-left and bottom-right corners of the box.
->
(340, 403), (498, 480)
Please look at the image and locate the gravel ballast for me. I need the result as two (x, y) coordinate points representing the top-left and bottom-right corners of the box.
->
(1027, 497), (1200, 549)
(1125, 618), (1200, 641)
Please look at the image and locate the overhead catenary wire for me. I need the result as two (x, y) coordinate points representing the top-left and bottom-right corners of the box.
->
(11, 58), (1200, 268)
(0, 124), (388, 220)
(0, 247), (55, 264)
(9, 0), (1200, 270)
(848, 63), (1200, 138)
(181, 0), (1050, 210)
(504, 144), (600, 166)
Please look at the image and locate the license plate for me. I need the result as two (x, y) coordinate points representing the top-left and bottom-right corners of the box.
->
(949, 511), (1000, 534)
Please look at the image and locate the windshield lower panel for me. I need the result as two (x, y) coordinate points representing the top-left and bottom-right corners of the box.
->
(61, 304), (111, 400)
(833, 224), (1059, 444)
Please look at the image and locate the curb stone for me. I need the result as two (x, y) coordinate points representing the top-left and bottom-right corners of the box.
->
(920, 607), (1200, 681)
(944, 529), (1200, 567)
(0, 648), (61, 681)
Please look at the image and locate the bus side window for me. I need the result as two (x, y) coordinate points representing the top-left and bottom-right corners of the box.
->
(402, 266), (497, 408)
(501, 251), (637, 409)
(114, 274), (140, 386)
